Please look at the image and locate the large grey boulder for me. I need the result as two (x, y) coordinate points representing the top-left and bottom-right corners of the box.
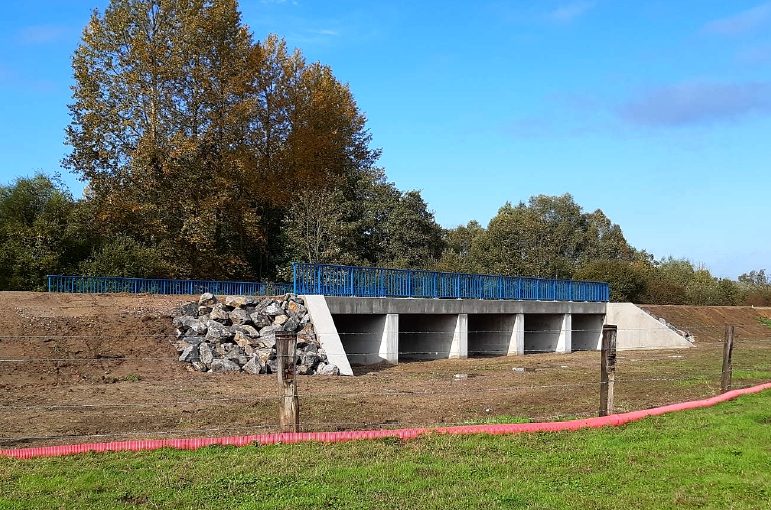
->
(242, 357), (262, 374)
(250, 312), (272, 328)
(209, 304), (230, 324)
(179, 301), (199, 317)
(232, 324), (259, 337)
(199, 293), (217, 307)
(209, 359), (240, 373)
(179, 344), (199, 363)
(264, 302), (283, 316)
(206, 321), (233, 342)
(225, 295), (256, 308)
(316, 362), (340, 376)
(287, 300), (307, 318)
(283, 316), (300, 332)
(199, 342), (214, 366)
(229, 308), (251, 325)
(184, 318), (208, 335)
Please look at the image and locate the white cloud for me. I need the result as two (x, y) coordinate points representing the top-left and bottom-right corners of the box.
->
(703, 2), (771, 36)
(548, 1), (597, 23)
(16, 25), (69, 45)
(618, 81), (771, 127)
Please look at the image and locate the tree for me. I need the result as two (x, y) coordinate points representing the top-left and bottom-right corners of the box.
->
(436, 221), (484, 273)
(574, 259), (648, 302)
(0, 174), (88, 290)
(461, 193), (637, 279)
(65, 0), (378, 279)
(738, 269), (771, 306)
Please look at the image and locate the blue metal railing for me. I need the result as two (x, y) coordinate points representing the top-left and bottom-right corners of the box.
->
(291, 263), (609, 302)
(47, 275), (292, 296)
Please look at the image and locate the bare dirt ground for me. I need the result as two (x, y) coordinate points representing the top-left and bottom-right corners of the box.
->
(1, 292), (770, 448)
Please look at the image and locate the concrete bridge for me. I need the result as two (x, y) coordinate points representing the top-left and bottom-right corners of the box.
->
(303, 296), (693, 376)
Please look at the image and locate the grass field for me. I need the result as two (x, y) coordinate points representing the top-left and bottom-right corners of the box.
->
(1, 390), (769, 509)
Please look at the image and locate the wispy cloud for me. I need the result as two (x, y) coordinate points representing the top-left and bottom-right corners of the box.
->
(737, 43), (771, 64)
(618, 81), (771, 127)
(703, 2), (771, 36)
(310, 29), (339, 36)
(16, 24), (70, 45)
(548, 1), (597, 24)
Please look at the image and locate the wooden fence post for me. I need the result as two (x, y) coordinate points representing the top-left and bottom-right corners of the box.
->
(276, 330), (299, 432)
(599, 324), (617, 417)
(721, 325), (734, 394)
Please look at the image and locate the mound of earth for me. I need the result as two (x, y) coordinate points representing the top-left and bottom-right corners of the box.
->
(641, 305), (771, 343)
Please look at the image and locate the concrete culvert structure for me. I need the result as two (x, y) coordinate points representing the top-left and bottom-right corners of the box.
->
(398, 314), (463, 361)
(468, 314), (518, 356)
(571, 314), (604, 351)
(524, 314), (568, 354)
(333, 314), (394, 365)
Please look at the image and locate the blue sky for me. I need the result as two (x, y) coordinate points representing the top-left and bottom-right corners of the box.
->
(2, 0), (770, 278)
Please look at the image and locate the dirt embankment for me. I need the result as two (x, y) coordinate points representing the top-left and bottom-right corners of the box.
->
(0, 291), (192, 386)
(0, 293), (769, 448)
(641, 305), (771, 343)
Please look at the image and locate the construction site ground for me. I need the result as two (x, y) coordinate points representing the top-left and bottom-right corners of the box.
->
(1, 292), (770, 448)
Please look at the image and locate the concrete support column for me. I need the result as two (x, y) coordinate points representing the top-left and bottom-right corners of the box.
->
(379, 313), (399, 364)
(449, 313), (468, 359)
(556, 313), (572, 354)
(507, 313), (525, 356)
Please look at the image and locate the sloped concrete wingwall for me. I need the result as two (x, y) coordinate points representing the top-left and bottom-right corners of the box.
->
(302, 295), (354, 375)
(605, 302), (693, 350)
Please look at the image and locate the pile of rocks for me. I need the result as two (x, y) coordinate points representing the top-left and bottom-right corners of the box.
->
(171, 293), (339, 375)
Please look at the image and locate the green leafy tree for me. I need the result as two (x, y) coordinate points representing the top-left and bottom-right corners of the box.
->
(574, 260), (649, 302)
(737, 269), (771, 305)
(0, 174), (89, 290)
(464, 194), (637, 279)
(436, 221), (485, 273)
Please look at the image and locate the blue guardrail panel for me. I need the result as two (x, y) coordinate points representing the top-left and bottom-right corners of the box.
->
(291, 263), (609, 302)
(47, 275), (291, 296)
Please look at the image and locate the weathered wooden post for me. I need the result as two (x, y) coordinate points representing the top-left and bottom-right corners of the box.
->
(276, 330), (299, 432)
(599, 324), (617, 417)
(721, 325), (734, 394)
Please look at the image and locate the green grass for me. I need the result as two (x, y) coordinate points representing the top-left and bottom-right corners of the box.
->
(758, 316), (771, 329)
(1, 391), (770, 510)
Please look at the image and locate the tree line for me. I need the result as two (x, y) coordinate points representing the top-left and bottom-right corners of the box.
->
(1, 0), (768, 305)
(2, 173), (769, 305)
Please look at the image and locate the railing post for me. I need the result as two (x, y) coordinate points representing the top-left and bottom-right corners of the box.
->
(721, 325), (734, 393)
(407, 270), (412, 297)
(292, 262), (298, 295)
(455, 273), (461, 298)
(315, 265), (322, 294)
(276, 330), (299, 432)
(599, 325), (617, 417)
(349, 267), (355, 296)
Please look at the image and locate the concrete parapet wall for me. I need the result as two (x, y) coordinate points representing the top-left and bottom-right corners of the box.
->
(325, 297), (606, 315)
(605, 303), (693, 350)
